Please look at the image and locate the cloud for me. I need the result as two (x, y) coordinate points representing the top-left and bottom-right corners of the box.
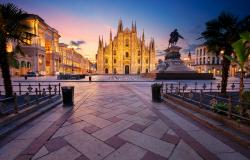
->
(70, 40), (86, 47)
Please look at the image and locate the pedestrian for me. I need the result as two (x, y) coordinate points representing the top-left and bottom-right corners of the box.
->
(89, 74), (92, 82)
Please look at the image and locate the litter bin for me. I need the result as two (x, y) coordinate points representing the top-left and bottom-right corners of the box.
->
(61, 86), (74, 106)
(151, 83), (162, 102)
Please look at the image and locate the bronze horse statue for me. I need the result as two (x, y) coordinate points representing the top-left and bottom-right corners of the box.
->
(168, 29), (184, 48)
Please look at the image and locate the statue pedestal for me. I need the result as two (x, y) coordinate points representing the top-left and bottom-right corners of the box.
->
(155, 46), (214, 80)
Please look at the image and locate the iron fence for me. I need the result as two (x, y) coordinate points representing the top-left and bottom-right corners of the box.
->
(0, 83), (61, 114)
(162, 82), (250, 123)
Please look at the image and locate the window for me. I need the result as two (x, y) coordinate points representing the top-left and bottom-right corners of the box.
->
(125, 52), (129, 58)
(200, 49), (202, 56)
(125, 39), (129, 47)
(146, 68), (149, 73)
(138, 51), (141, 56)
(105, 59), (108, 64)
(138, 59), (140, 64)
(146, 59), (148, 64)
(203, 57), (206, 64)
(207, 57), (210, 64)
(137, 68), (140, 74)
(200, 58), (202, 64)
(113, 68), (117, 74)
(212, 57), (215, 64)
(113, 50), (116, 55)
(216, 57), (220, 64)
(114, 59), (116, 64)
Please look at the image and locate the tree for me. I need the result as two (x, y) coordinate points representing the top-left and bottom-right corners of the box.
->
(225, 32), (250, 114)
(200, 12), (238, 95)
(0, 3), (34, 97)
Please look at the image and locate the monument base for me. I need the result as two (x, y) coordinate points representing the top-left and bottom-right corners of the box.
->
(155, 72), (214, 80)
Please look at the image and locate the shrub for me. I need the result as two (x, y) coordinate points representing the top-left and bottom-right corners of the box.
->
(213, 102), (228, 115)
(242, 91), (250, 110)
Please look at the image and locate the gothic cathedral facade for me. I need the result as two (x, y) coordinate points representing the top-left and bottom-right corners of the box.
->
(96, 20), (156, 74)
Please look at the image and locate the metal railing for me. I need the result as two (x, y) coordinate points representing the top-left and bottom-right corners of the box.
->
(162, 82), (250, 123)
(0, 83), (61, 114)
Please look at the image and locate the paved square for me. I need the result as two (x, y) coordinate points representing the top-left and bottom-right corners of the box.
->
(0, 82), (249, 160)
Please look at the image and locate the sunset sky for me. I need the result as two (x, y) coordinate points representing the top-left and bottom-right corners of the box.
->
(2, 0), (250, 60)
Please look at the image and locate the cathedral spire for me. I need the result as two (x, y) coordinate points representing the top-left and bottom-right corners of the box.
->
(118, 19), (123, 33)
(98, 35), (101, 48)
(110, 28), (112, 41)
(101, 35), (104, 47)
(134, 21), (137, 32)
(132, 21), (134, 31)
(132, 20), (137, 32)
(142, 29), (145, 42)
(152, 38), (155, 50)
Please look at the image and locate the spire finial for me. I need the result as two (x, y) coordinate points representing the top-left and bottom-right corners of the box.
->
(142, 29), (145, 41)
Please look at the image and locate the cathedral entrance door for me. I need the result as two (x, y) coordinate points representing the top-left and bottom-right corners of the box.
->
(105, 68), (108, 74)
(125, 65), (129, 74)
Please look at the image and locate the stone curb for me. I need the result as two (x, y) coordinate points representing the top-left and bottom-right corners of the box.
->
(162, 94), (250, 149)
(0, 95), (62, 139)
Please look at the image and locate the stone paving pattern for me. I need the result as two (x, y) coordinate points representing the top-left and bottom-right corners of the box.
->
(0, 82), (249, 160)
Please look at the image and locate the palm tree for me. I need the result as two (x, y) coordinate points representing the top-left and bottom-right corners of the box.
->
(225, 32), (250, 114)
(0, 3), (34, 97)
(200, 12), (250, 95)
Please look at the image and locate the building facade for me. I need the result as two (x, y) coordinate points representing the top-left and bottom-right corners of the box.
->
(5, 14), (92, 76)
(193, 45), (242, 77)
(6, 14), (60, 76)
(193, 45), (222, 76)
(96, 20), (156, 74)
(59, 43), (91, 74)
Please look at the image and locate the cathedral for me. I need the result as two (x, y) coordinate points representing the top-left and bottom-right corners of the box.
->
(96, 20), (156, 74)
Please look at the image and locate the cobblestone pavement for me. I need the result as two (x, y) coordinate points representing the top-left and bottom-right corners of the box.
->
(0, 82), (249, 160)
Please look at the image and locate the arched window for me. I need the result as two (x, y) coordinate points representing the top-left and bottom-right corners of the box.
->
(137, 68), (140, 74)
(138, 51), (141, 56)
(21, 61), (26, 67)
(200, 49), (202, 56)
(146, 68), (149, 73)
(114, 59), (116, 64)
(216, 56), (220, 64)
(203, 57), (206, 64)
(125, 52), (129, 58)
(105, 58), (108, 64)
(207, 57), (210, 64)
(146, 59), (148, 64)
(138, 59), (140, 64)
(212, 57), (215, 64)
(125, 39), (129, 47)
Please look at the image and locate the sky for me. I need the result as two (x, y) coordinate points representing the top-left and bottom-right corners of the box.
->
(2, 0), (250, 60)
